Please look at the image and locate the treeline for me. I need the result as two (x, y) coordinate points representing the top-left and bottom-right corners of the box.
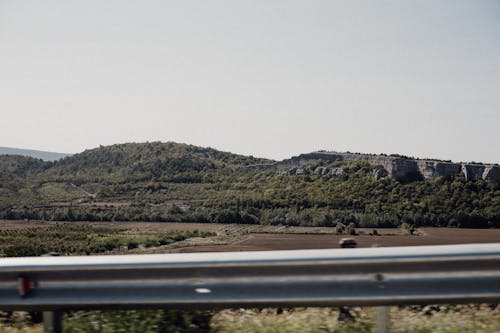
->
(2, 203), (498, 229)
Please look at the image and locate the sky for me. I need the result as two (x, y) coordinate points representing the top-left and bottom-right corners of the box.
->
(0, 1), (499, 163)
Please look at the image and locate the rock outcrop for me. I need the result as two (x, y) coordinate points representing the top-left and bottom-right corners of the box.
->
(483, 165), (500, 184)
(248, 151), (500, 184)
(462, 164), (485, 181)
(388, 159), (423, 182)
(331, 167), (346, 176)
(372, 168), (388, 180)
(416, 161), (462, 180)
(314, 167), (331, 175)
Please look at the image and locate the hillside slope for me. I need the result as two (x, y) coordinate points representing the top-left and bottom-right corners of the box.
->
(0, 142), (498, 228)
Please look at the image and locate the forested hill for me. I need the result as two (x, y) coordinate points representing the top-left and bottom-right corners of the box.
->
(0, 142), (499, 228)
(41, 142), (274, 182)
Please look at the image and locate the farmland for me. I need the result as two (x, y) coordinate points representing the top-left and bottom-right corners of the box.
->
(1, 220), (499, 257)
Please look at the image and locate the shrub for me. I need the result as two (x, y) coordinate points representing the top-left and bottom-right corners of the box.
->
(347, 222), (357, 235)
(127, 240), (139, 249)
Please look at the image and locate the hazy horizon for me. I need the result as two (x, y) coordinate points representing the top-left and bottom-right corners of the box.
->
(1, 1), (499, 163)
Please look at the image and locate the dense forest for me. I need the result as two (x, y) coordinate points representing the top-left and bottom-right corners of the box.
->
(0, 142), (499, 228)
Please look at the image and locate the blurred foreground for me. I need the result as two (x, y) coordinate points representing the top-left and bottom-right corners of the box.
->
(1, 305), (498, 333)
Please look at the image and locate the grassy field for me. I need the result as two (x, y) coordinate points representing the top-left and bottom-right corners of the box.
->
(211, 305), (500, 333)
(0, 220), (217, 257)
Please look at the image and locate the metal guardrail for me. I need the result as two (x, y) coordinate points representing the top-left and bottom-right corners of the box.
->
(1, 243), (499, 311)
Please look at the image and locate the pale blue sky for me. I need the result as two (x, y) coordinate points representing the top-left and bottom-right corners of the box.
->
(1, 1), (499, 162)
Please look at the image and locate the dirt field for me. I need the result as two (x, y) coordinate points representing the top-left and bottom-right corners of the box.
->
(174, 227), (500, 252)
(2, 220), (499, 253)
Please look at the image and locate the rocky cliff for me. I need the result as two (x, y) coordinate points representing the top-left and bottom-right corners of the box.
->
(248, 152), (500, 184)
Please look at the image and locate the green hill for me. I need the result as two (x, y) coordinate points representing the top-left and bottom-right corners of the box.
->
(41, 141), (272, 182)
(0, 142), (498, 228)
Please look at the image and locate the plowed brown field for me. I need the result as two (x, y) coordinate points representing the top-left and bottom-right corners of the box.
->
(175, 227), (500, 252)
(2, 220), (499, 253)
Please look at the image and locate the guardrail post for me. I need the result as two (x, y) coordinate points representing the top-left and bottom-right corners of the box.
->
(375, 306), (390, 333)
(43, 311), (62, 333)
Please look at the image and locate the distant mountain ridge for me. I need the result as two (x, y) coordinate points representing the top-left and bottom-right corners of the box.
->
(0, 147), (70, 161)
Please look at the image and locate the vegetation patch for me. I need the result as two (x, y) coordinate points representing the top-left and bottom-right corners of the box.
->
(0, 223), (215, 257)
